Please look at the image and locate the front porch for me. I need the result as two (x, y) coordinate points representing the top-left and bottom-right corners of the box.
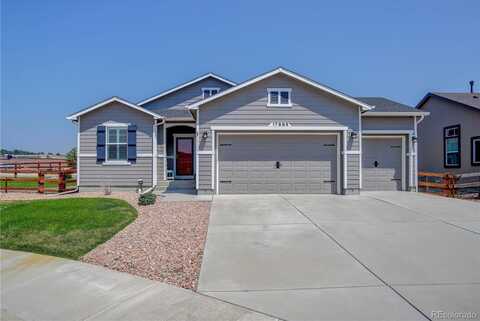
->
(157, 122), (196, 192)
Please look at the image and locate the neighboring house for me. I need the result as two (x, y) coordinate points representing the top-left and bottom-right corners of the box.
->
(67, 67), (428, 195)
(416, 90), (480, 174)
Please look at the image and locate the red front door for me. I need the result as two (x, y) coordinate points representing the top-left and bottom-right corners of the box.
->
(176, 137), (194, 176)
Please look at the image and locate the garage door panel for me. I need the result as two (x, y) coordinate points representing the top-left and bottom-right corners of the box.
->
(362, 137), (403, 191)
(218, 134), (337, 194)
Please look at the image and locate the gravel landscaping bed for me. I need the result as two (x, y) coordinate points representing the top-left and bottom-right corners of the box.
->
(0, 191), (211, 290)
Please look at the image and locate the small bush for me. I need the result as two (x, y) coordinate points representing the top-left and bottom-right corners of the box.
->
(138, 192), (156, 206)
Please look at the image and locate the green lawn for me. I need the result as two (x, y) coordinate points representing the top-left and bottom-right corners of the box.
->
(1, 180), (77, 189)
(0, 198), (137, 259)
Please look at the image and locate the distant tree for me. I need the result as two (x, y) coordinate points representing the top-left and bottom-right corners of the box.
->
(1, 148), (37, 155)
(66, 148), (77, 167)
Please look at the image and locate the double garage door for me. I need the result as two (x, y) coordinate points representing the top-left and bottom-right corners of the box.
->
(218, 134), (338, 194)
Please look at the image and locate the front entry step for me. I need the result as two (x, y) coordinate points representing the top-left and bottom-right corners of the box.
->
(157, 180), (195, 191)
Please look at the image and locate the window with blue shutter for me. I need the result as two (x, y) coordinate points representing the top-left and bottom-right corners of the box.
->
(96, 126), (106, 163)
(127, 125), (137, 163)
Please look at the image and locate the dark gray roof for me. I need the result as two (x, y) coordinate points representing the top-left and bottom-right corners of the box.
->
(417, 92), (480, 111)
(355, 97), (417, 113)
(152, 107), (193, 120)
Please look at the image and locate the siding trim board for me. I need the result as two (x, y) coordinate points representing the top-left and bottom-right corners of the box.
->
(210, 126), (349, 131)
(152, 121), (157, 185)
(358, 107), (363, 189)
(77, 118), (80, 186)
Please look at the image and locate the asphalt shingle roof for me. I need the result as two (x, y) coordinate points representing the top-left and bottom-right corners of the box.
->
(425, 92), (480, 111)
(355, 97), (416, 113)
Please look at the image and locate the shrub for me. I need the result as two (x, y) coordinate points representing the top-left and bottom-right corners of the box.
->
(138, 192), (156, 206)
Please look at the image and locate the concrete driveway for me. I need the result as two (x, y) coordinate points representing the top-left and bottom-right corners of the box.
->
(198, 192), (480, 321)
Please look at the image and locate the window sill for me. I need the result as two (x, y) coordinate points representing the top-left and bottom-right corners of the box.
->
(444, 164), (461, 169)
(102, 161), (132, 166)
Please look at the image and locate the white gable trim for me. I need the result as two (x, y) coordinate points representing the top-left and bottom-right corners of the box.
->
(66, 97), (163, 121)
(363, 111), (430, 117)
(138, 73), (236, 106)
(188, 68), (374, 111)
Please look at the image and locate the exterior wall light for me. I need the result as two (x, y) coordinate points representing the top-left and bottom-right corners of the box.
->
(202, 131), (209, 139)
(350, 131), (358, 138)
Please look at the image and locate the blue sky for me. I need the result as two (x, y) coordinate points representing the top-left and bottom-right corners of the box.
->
(2, 0), (479, 153)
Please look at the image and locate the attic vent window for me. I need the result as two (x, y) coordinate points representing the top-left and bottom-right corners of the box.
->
(202, 88), (220, 99)
(267, 88), (292, 107)
(268, 121), (292, 128)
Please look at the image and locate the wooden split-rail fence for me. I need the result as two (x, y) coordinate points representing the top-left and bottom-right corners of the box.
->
(0, 160), (77, 194)
(418, 171), (480, 198)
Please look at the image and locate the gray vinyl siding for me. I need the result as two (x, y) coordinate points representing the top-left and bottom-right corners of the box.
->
(142, 77), (233, 117)
(347, 154), (360, 189)
(197, 74), (361, 193)
(78, 102), (154, 188)
(361, 116), (414, 131)
(157, 157), (164, 184)
(418, 96), (480, 174)
(198, 154), (212, 190)
(79, 157), (153, 187)
(157, 124), (165, 156)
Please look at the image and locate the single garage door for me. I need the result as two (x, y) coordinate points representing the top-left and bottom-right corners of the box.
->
(362, 137), (404, 191)
(218, 134), (338, 194)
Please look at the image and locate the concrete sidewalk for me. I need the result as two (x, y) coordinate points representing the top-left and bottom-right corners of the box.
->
(0, 249), (276, 321)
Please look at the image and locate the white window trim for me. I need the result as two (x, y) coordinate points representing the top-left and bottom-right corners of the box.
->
(267, 88), (292, 107)
(202, 87), (220, 99)
(105, 125), (129, 163)
(473, 137), (480, 165)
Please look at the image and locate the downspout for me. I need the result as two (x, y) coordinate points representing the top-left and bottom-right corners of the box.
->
(413, 115), (425, 191)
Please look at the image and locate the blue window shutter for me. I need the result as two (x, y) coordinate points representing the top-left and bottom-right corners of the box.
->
(127, 125), (137, 163)
(96, 126), (106, 163)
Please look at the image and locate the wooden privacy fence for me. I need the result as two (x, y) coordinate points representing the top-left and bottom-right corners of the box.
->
(418, 171), (480, 198)
(0, 161), (76, 194)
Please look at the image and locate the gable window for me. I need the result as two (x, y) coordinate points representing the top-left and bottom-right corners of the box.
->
(202, 88), (220, 99)
(107, 127), (128, 161)
(472, 136), (480, 166)
(444, 125), (461, 168)
(267, 88), (292, 107)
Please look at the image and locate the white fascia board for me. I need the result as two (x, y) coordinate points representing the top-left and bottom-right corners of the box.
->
(362, 112), (430, 117)
(138, 73), (236, 106)
(210, 125), (348, 131)
(66, 97), (163, 121)
(188, 68), (374, 111)
(362, 130), (414, 134)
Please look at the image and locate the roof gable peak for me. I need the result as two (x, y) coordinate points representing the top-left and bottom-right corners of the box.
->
(138, 72), (236, 106)
(188, 67), (374, 111)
